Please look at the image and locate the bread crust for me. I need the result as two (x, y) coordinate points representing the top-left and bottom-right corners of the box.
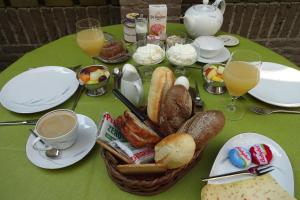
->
(147, 67), (175, 124)
(178, 111), (225, 149)
(115, 111), (161, 148)
(159, 85), (192, 136)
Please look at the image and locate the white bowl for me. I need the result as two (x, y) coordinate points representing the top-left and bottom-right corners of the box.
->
(193, 36), (224, 59)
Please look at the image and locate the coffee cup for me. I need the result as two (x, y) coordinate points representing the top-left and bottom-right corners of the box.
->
(193, 36), (224, 58)
(32, 109), (79, 151)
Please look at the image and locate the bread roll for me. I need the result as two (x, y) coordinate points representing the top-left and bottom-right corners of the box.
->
(178, 111), (225, 149)
(154, 133), (196, 169)
(159, 85), (192, 136)
(147, 67), (175, 124)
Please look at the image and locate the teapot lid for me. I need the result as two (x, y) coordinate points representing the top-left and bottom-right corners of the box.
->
(192, 4), (216, 13)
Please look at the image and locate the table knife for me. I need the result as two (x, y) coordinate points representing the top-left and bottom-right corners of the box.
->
(0, 119), (38, 126)
(194, 80), (204, 110)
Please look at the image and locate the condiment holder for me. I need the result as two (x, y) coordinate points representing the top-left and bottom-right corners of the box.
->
(77, 65), (110, 96)
(202, 63), (226, 95)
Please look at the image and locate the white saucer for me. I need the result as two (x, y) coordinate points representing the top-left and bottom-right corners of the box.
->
(197, 47), (230, 64)
(217, 35), (240, 47)
(26, 114), (97, 169)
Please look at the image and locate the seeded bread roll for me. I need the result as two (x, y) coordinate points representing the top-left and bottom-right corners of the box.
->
(178, 111), (225, 149)
(154, 133), (196, 169)
(159, 85), (192, 136)
(147, 67), (175, 124)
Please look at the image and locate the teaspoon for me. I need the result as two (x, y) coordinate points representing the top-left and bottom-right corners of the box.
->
(29, 129), (60, 158)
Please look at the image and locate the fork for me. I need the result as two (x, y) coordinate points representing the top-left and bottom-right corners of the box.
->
(249, 106), (300, 115)
(201, 165), (274, 181)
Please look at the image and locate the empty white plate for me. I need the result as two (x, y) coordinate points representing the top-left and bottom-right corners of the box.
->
(0, 66), (79, 113)
(249, 62), (300, 107)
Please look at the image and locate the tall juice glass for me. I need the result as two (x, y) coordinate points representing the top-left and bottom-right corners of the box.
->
(76, 18), (104, 62)
(223, 50), (261, 120)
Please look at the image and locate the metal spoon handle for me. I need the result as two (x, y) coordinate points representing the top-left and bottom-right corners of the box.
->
(273, 110), (300, 114)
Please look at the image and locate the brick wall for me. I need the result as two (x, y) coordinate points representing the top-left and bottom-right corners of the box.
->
(0, 0), (299, 71)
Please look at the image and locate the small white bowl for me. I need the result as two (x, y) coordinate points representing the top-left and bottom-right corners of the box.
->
(193, 36), (224, 59)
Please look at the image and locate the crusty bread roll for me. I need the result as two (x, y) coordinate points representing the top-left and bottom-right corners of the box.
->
(147, 67), (175, 124)
(154, 133), (196, 169)
(115, 111), (161, 148)
(178, 111), (225, 149)
(159, 85), (192, 136)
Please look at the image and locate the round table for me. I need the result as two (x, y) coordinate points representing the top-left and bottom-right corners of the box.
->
(0, 23), (298, 200)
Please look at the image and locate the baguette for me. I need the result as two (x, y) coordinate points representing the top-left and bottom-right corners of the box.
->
(147, 67), (175, 124)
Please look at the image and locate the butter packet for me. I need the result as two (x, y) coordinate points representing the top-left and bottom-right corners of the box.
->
(97, 113), (154, 164)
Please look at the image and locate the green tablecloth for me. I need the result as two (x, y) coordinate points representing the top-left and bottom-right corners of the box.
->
(0, 23), (299, 199)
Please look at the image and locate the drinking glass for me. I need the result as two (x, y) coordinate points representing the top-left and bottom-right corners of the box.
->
(135, 17), (148, 47)
(76, 18), (105, 63)
(223, 50), (262, 120)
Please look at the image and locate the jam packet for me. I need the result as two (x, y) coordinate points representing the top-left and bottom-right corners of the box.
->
(97, 113), (154, 164)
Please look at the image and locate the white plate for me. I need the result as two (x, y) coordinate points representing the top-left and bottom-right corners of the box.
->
(197, 47), (230, 64)
(0, 66), (79, 113)
(249, 62), (300, 107)
(217, 35), (240, 47)
(26, 114), (97, 169)
(209, 132), (294, 196)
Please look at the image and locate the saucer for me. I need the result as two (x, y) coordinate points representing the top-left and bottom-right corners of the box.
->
(217, 35), (240, 47)
(197, 47), (230, 64)
(26, 114), (97, 169)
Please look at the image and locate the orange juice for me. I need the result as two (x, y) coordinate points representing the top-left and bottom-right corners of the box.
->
(223, 61), (259, 97)
(76, 28), (105, 57)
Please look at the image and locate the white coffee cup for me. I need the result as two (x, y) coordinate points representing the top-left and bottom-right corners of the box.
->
(193, 36), (224, 58)
(32, 109), (79, 151)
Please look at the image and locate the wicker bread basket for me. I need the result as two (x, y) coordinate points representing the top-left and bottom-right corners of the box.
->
(100, 145), (205, 196)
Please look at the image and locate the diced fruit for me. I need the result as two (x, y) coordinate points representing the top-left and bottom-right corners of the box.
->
(79, 73), (90, 84)
(90, 69), (104, 81)
(207, 68), (217, 80)
(86, 80), (98, 85)
(212, 75), (223, 82)
(83, 66), (99, 73)
(98, 75), (107, 82)
(217, 66), (225, 74)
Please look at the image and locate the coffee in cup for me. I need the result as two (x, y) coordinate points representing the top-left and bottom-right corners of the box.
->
(32, 109), (79, 151)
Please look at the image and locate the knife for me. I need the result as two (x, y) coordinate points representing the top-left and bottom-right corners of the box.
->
(194, 80), (204, 110)
(112, 89), (163, 137)
(0, 119), (38, 126)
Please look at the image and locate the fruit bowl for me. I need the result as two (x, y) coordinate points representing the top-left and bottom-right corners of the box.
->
(77, 65), (110, 96)
(202, 63), (226, 95)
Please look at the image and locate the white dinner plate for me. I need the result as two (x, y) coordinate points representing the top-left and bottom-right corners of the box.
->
(208, 132), (294, 196)
(249, 62), (300, 107)
(197, 47), (230, 64)
(0, 66), (79, 113)
(26, 114), (97, 169)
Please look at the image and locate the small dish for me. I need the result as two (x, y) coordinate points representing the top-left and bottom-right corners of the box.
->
(193, 36), (224, 58)
(202, 63), (226, 94)
(197, 47), (230, 64)
(217, 35), (239, 47)
(132, 43), (165, 66)
(77, 65), (110, 96)
(26, 114), (97, 169)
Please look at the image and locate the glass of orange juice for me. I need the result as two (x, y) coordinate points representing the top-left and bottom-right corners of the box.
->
(223, 50), (262, 120)
(76, 18), (105, 63)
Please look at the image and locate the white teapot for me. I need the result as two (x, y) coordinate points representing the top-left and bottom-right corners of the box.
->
(183, 0), (226, 38)
(120, 64), (143, 106)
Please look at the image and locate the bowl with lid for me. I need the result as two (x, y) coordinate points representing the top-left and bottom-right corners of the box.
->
(193, 36), (224, 59)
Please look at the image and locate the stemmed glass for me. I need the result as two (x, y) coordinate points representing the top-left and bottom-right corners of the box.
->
(76, 18), (105, 63)
(223, 50), (262, 120)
